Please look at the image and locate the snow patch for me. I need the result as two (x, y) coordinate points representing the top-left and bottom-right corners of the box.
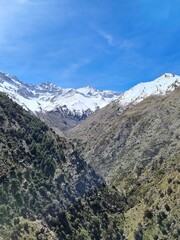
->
(0, 70), (120, 115)
(117, 73), (180, 106)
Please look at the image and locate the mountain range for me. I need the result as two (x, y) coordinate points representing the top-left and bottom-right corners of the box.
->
(1, 71), (179, 133)
(0, 70), (120, 132)
(0, 70), (179, 239)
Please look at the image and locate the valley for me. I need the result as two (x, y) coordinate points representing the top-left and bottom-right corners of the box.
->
(0, 71), (179, 239)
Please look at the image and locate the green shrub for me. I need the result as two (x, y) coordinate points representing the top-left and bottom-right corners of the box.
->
(167, 187), (173, 195)
(164, 204), (170, 212)
(144, 209), (153, 219)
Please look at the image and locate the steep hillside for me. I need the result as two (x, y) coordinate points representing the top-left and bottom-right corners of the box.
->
(68, 88), (180, 239)
(0, 93), (126, 239)
(0, 71), (180, 240)
(69, 88), (180, 181)
(114, 152), (180, 240)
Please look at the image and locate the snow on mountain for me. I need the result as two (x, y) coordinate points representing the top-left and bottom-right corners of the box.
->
(116, 73), (180, 107)
(0, 70), (120, 115)
(1, 70), (179, 119)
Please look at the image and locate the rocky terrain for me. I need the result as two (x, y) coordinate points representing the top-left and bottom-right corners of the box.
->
(68, 86), (180, 239)
(69, 77), (180, 181)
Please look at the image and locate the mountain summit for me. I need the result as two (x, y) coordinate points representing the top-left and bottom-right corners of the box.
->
(0, 70), (120, 115)
(116, 73), (180, 107)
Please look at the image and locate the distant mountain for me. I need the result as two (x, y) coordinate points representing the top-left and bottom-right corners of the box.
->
(0, 70), (120, 132)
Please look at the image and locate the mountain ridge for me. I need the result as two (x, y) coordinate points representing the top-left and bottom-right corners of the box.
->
(0, 71), (179, 134)
(0, 70), (120, 114)
(116, 73), (180, 108)
(0, 70), (121, 132)
(69, 88), (180, 181)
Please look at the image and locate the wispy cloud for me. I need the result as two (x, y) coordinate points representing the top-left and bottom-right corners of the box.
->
(97, 30), (115, 45)
(59, 58), (91, 79)
(95, 28), (134, 50)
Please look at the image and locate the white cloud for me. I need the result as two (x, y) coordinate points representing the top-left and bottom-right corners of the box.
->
(95, 28), (134, 50)
(98, 30), (115, 45)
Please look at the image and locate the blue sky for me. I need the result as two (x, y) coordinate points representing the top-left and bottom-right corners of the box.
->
(0, 0), (179, 91)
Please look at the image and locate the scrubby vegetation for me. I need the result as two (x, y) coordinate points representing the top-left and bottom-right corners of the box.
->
(69, 89), (180, 239)
(113, 153), (180, 239)
(69, 89), (180, 183)
(0, 93), (127, 239)
(0, 91), (179, 239)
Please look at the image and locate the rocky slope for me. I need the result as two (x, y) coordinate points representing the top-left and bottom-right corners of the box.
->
(69, 88), (180, 181)
(0, 70), (120, 132)
(68, 78), (180, 239)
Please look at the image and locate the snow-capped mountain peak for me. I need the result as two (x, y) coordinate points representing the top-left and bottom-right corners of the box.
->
(117, 73), (180, 106)
(0, 70), (120, 115)
(0, 70), (179, 122)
